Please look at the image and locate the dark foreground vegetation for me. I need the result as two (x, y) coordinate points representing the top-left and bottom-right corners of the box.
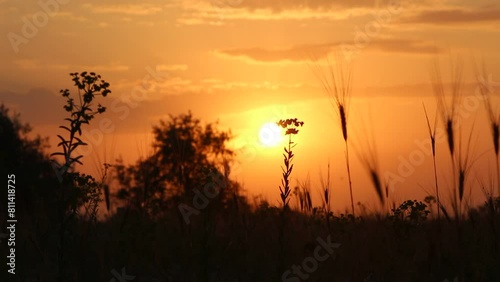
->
(1, 70), (500, 282)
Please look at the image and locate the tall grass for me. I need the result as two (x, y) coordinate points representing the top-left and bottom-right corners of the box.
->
(478, 172), (499, 252)
(455, 126), (476, 220)
(319, 161), (332, 228)
(431, 58), (477, 282)
(295, 176), (313, 214)
(431, 58), (463, 160)
(452, 128), (477, 282)
(90, 136), (117, 214)
(312, 54), (354, 216)
(431, 58), (464, 220)
(431, 58), (461, 209)
(354, 114), (385, 210)
(476, 63), (500, 198)
(423, 103), (441, 220)
(356, 131), (385, 209)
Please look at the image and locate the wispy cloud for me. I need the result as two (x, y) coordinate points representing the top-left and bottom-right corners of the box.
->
(151, 76), (303, 97)
(53, 12), (89, 22)
(403, 7), (500, 25)
(216, 43), (335, 63)
(12, 59), (129, 72)
(216, 39), (442, 63)
(369, 39), (442, 54)
(176, 0), (421, 25)
(83, 3), (163, 15)
(223, 0), (379, 11)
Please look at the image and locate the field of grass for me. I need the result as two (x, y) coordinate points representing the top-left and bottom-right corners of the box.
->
(4, 195), (500, 281)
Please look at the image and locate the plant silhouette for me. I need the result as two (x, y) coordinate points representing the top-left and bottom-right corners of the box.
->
(51, 71), (111, 282)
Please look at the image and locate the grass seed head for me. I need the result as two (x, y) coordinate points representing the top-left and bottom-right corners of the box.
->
(446, 119), (455, 157)
(493, 123), (499, 156)
(458, 170), (465, 202)
(370, 170), (385, 205)
(339, 105), (347, 141)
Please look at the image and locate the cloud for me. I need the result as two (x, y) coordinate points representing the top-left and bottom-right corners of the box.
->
(205, 80), (303, 91)
(216, 43), (335, 63)
(53, 12), (89, 22)
(176, 0), (418, 24)
(0, 88), (66, 126)
(368, 39), (442, 54)
(204, 0), (384, 12)
(403, 7), (500, 25)
(149, 75), (303, 98)
(83, 4), (163, 16)
(12, 59), (129, 72)
(216, 39), (442, 63)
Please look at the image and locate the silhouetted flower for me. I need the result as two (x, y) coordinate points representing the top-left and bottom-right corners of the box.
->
(276, 117), (304, 209)
(276, 118), (304, 135)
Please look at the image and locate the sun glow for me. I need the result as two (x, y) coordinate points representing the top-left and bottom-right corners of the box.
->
(259, 122), (282, 147)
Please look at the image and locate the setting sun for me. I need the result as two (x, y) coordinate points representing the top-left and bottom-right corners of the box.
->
(259, 122), (282, 147)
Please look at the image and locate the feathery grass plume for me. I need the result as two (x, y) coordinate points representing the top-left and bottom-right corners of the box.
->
(311, 53), (354, 216)
(423, 103), (441, 220)
(384, 182), (391, 215)
(456, 126), (476, 215)
(431, 57), (463, 159)
(354, 118), (385, 207)
(475, 62), (500, 197)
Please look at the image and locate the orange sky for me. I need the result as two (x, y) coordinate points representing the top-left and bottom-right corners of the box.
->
(1, 0), (500, 213)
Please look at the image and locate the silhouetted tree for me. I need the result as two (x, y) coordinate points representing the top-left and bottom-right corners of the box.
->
(0, 103), (57, 217)
(115, 111), (241, 216)
(115, 155), (166, 216)
(153, 111), (233, 196)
